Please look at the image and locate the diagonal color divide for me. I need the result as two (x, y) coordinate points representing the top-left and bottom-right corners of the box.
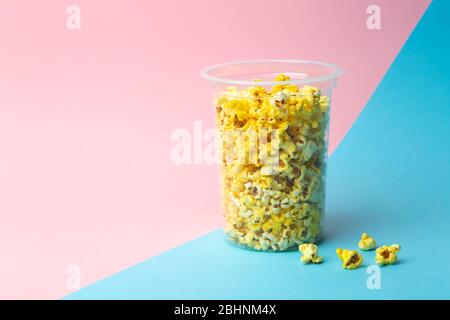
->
(0, 0), (430, 299)
(67, 0), (449, 299)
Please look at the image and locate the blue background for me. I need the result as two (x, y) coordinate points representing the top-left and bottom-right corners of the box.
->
(68, 0), (450, 299)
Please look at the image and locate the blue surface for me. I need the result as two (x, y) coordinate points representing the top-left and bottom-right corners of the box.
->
(68, 0), (450, 299)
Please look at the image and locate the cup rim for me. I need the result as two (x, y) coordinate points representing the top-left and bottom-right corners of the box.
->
(201, 59), (342, 86)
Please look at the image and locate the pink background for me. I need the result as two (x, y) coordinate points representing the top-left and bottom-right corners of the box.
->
(0, 0), (430, 299)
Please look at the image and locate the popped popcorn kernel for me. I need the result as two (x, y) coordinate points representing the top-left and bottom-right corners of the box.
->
(376, 244), (401, 265)
(299, 243), (323, 264)
(336, 248), (363, 270)
(274, 74), (291, 82)
(270, 91), (289, 107)
(358, 233), (377, 251)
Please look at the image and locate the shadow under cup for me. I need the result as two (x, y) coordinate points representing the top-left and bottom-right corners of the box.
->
(202, 60), (341, 251)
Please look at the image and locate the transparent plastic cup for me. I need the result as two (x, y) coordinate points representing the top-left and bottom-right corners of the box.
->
(201, 60), (341, 251)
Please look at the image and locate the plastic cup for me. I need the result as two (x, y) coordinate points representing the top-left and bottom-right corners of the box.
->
(201, 60), (341, 251)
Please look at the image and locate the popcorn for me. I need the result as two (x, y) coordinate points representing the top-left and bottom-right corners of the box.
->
(239, 209), (253, 218)
(301, 140), (318, 161)
(274, 74), (291, 82)
(261, 165), (275, 176)
(376, 244), (401, 265)
(299, 243), (323, 264)
(270, 91), (289, 107)
(281, 140), (296, 156)
(319, 96), (330, 112)
(230, 162), (244, 175)
(280, 198), (291, 209)
(358, 233), (377, 251)
(336, 248), (363, 270)
(216, 74), (330, 251)
(261, 196), (270, 206)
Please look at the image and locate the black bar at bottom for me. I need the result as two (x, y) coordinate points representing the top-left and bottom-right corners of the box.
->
(0, 300), (447, 318)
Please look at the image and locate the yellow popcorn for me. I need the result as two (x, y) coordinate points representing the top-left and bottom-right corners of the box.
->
(281, 140), (296, 156)
(229, 162), (244, 175)
(271, 91), (289, 106)
(301, 140), (318, 161)
(299, 243), (323, 264)
(235, 109), (248, 121)
(336, 248), (363, 270)
(280, 198), (291, 209)
(216, 74), (330, 251)
(274, 74), (291, 82)
(302, 94), (315, 111)
(358, 233), (377, 251)
(376, 244), (401, 265)
(319, 96), (330, 112)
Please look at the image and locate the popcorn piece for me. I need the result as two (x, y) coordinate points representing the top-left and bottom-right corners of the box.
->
(376, 244), (401, 265)
(281, 140), (296, 156)
(336, 248), (363, 270)
(239, 208), (253, 218)
(270, 91), (289, 107)
(302, 140), (318, 161)
(319, 96), (330, 112)
(299, 243), (323, 264)
(274, 74), (291, 82)
(230, 162), (244, 175)
(261, 164), (275, 176)
(280, 198), (291, 209)
(358, 233), (377, 251)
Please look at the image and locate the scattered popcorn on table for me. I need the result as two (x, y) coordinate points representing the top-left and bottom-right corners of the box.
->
(358, 233), (377, 251)
(376, 244), (401, 265)
(217, 74), (330, 251)
(336, 248), (363, 270)
(299, 243), (323, 264)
